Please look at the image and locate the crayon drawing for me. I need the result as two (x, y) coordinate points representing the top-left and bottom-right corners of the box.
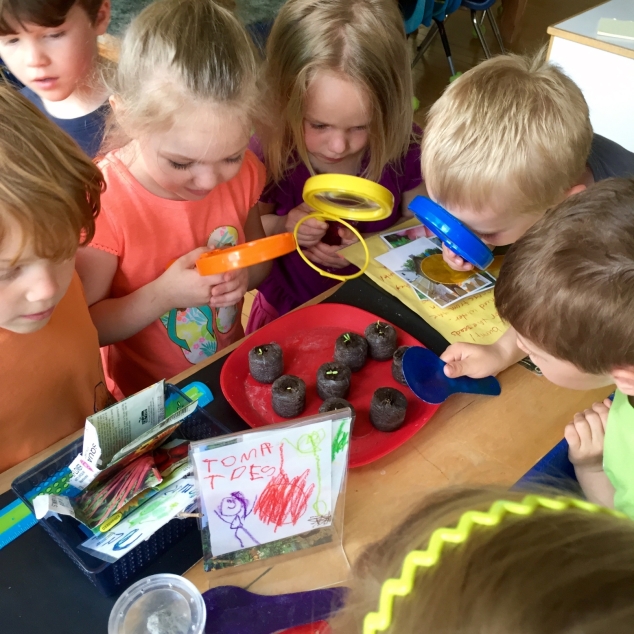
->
(192, 420), (332, 557)
(215, 492), (260, 549)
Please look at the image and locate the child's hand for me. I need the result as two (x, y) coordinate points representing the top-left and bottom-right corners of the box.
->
(338, 227), (359, 247)
(285, 203), (328, 247)
(304, 242), (351, 270)
(208, 268), (249, 308)
(441, 341), (507, 378)
(442, 243), (474, 271)
(565, 399), (612, 469)
(156, 247), (225, 310)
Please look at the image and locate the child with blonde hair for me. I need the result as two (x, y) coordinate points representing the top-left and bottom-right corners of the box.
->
(422, 52), (634, 380)
(330, 486), (634, 633)
(0, 86), (110, 473)
(247, 0), (425, 332)
(76, 0), (270, 399)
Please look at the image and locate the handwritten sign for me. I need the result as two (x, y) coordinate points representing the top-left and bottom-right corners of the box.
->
(191, 415), (352, 569)
(341, 218), (507, 345)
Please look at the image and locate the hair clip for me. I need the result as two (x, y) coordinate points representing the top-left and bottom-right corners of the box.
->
(363, 495), (626, 634)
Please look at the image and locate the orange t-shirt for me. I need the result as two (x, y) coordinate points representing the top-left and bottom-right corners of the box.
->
(92, 149), (266, 399)
(0, 273), (110, 473)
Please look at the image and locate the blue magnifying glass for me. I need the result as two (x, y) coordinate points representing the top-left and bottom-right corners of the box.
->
(408, 197), (494, 270)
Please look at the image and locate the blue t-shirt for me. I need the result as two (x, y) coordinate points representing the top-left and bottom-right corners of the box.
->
(20, 86), (108, 158)
(587, 134), (634, 181)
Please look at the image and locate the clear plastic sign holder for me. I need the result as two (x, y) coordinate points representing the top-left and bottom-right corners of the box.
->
(190, 410), (353, 591)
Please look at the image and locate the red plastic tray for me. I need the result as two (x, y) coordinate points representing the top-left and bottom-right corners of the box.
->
(220, 304), (439, 467)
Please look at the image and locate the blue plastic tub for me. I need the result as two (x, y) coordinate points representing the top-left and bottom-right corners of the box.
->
(11, 383), (228, 596)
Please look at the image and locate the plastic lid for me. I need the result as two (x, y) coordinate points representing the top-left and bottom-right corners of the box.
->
(407, 197), (494, 269)
(196, 233), (296, 276)
(108, 574), (206, 634)
(303, 174), (393, 222)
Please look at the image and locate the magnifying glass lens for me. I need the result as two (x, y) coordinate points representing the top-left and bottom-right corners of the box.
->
(315, 191), (380, 211)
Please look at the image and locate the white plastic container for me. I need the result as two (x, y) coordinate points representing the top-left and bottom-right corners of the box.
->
(108, 574), (206, 634)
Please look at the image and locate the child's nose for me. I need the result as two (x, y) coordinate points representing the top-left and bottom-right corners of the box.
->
(25, 42), (49, 68)
(328, 133), (347, 155)
(192, 168), (220, 191)
(25, 267), (59, 303)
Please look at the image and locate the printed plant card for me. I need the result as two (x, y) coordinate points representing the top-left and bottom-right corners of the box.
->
(191, 414), (352, 571)
(77, 478), (198, 563)
(83, 380), (165, 468)
(375, 237), (494, 309)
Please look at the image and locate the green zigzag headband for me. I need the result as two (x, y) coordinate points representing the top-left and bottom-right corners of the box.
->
(363, 495), (626, 634)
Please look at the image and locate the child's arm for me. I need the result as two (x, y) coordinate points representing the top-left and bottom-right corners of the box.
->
(400, 183), (428, 218)
(440, 327), (524, 378)
(208, 205), (272, 307)
(76, 246), (226, 346)
(259, 201), (328, 247)
(565, 400), (615, 508)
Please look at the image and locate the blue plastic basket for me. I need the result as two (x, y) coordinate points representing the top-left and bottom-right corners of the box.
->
(11, 383), (228, 596)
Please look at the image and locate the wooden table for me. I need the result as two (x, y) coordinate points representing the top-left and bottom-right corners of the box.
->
(0, 280), (613, 626)
(547, 0), (634, 153)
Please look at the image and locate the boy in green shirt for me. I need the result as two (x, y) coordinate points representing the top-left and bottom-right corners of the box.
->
(494, 178), (634, 514)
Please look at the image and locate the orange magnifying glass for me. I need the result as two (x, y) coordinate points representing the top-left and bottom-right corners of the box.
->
(195, 232), (297, 276)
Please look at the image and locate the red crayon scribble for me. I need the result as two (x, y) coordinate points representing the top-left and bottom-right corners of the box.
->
(254, 445), (314, 531)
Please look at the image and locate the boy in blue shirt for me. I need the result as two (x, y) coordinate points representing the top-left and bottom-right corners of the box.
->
(494, 178), (634, 515)
(0, 0), (111, 157)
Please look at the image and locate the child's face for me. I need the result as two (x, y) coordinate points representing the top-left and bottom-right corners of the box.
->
(0, 2), (110, 103)
(427, 189), (541, 247)
(516, 335), (616, 391)
(0, 223), (75, 334)
(131, 104), (250, 202)
(303, 70), (371, 174)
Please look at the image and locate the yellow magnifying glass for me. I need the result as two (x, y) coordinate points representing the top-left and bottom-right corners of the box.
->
(297, 174), (394, 281)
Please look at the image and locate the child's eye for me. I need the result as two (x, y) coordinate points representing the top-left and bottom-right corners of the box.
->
(2, 37), (19, 45)
(0, 267), (19, 282)
(225, 155), (243, 165)
(47, 31), (65, 39)
(352, 126), (368, 131)
(168, 160), (192, 170)
(309, 123), (328, 130)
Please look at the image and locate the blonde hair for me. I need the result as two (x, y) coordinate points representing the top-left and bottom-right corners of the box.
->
(0, 86), (103, 261)
(422, 50), (593, 216)
(259, 0), (414, 183)
(331, 487), (634, 633)
(102, 0), (257, 152)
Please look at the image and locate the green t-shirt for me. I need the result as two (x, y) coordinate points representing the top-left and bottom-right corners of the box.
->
(603, 389), (634, 517)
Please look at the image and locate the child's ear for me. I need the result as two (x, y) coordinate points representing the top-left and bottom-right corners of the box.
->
(612, 367), (634, 396)
(94, 0), (111, 35)
(108, 94), (120, 113)
(564, 183), (586, 199)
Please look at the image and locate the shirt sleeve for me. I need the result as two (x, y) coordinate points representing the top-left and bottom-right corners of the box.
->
(89, 158), (123, 257)
(400, 125), (424, 193)
(244, 149), (267, 210)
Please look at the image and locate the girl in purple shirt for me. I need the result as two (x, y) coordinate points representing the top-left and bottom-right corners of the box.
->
(247, 0), (426, 333)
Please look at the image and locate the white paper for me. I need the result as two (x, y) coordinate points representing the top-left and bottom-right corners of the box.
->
(77, 478), (198, 563)
(83, 380), (165, 466)
(34, 494), (76, 520)
(375, 237), (494, 308)
(107, 401), (196, 467)
(68, 455), (100, 490)
(192, 421), (333, 557)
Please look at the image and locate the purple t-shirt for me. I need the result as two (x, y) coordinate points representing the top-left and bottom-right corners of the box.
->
(256, 125), (423, 316)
